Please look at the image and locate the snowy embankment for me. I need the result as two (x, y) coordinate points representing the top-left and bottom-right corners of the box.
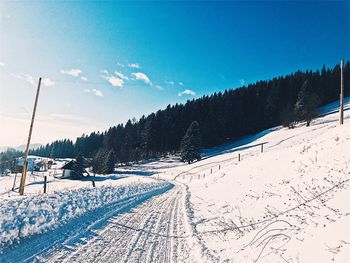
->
(149, 98), (350, 262)
(0, 179), (171, 247)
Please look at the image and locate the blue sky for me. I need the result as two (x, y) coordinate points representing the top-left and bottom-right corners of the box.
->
(0, 1), (349, 147)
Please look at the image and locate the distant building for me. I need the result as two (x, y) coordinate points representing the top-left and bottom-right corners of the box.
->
(17, 156), (43, 171)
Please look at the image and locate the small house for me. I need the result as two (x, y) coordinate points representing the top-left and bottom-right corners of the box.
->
(60, 160), (75, 178)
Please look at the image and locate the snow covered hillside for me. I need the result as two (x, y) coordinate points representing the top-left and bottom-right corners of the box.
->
(157, 100), (350, 262)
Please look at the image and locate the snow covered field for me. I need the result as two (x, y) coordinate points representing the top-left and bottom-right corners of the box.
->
(0, 99), (349, 262)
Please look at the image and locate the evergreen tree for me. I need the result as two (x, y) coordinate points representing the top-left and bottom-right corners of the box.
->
(294, 80), (320, 126)
(281, 104), (296, 129)
(92, 149), (102, 174)
(180, 121), (202, 164)
(92, 148), (107, 174)
(103, 149), (116, 174)
(71, 152), (85, 179)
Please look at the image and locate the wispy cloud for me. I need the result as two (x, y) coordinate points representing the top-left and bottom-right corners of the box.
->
(179, 82), (184, 86)
(239, 79), (245, 86)
(42, 78), (55, 86)
(165, 80), (175, 85)
(84, 88), (103, 97)
(60, 68), (82, 77)
(101, 71), (124, 88)
(11, 73), (55, 87)
(80, 76), (88, 81)
(178, 89), (196, 97)
(0, 62), (5, 67)
(155, 85), (164, 90)
(128, 63), (140, 69)
(11, 73), (36, 86)
(117, 62), (125, 67)
(115, 71), (129, 80)
(132, 72), (151, 85)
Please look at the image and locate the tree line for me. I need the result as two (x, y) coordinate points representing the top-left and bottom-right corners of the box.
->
(18, 61), (349, 165)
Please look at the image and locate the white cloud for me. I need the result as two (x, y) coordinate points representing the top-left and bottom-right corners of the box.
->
(117, 62), (125, 67)
(42, 78), (55, 86)
(101, 69), (109, 75)
(0, 62), (5, 67)
(178, 89), (196, 97)
(132, 72), (151, 85)
(165, 80), (175, 85)
(80, 76), (88, 81)
(101, 73), (124, 88)
(239, 79), (245, 86)
(11, 73), (55, 87)
(128, 63), (140, 69)
(60, 68), (82, 77)
(115, 71), (129, 80)
(179, 82), (184, 86)
(93, 89), (103, 97)
(155, 85), (164, 90)
(84, 88), (103, 97)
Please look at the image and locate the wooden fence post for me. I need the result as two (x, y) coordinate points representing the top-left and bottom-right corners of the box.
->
(43, 175), (47, 193)
(238, 153), (241, 162)
(261, 143), (264, 153)
(12, 173), (18, 191)
(92, 174), (96, 187)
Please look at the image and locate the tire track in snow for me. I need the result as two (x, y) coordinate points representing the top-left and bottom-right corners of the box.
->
(46, 185), (195, 262)
(0, 184), (172, 263)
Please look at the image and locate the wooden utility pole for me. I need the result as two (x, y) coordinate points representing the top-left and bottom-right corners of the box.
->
(19, 77), (42, 195)
(340, 59), (344, 125)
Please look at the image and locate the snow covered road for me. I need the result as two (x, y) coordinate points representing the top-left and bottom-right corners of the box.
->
(1, 183), (202, 263)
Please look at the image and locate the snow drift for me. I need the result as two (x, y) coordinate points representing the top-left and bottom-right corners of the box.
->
(0, 180), (171, 247)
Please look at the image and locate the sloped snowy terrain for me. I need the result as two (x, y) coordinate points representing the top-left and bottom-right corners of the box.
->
(157, 99), (350, 262)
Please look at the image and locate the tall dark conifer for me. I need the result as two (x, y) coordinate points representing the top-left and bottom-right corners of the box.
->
(180, 121), (202, 164)
(294, 80), (320, 126)
(104, 149), (116, 174)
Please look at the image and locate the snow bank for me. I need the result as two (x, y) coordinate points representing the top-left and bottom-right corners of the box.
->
(0, 180), (171, 246)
